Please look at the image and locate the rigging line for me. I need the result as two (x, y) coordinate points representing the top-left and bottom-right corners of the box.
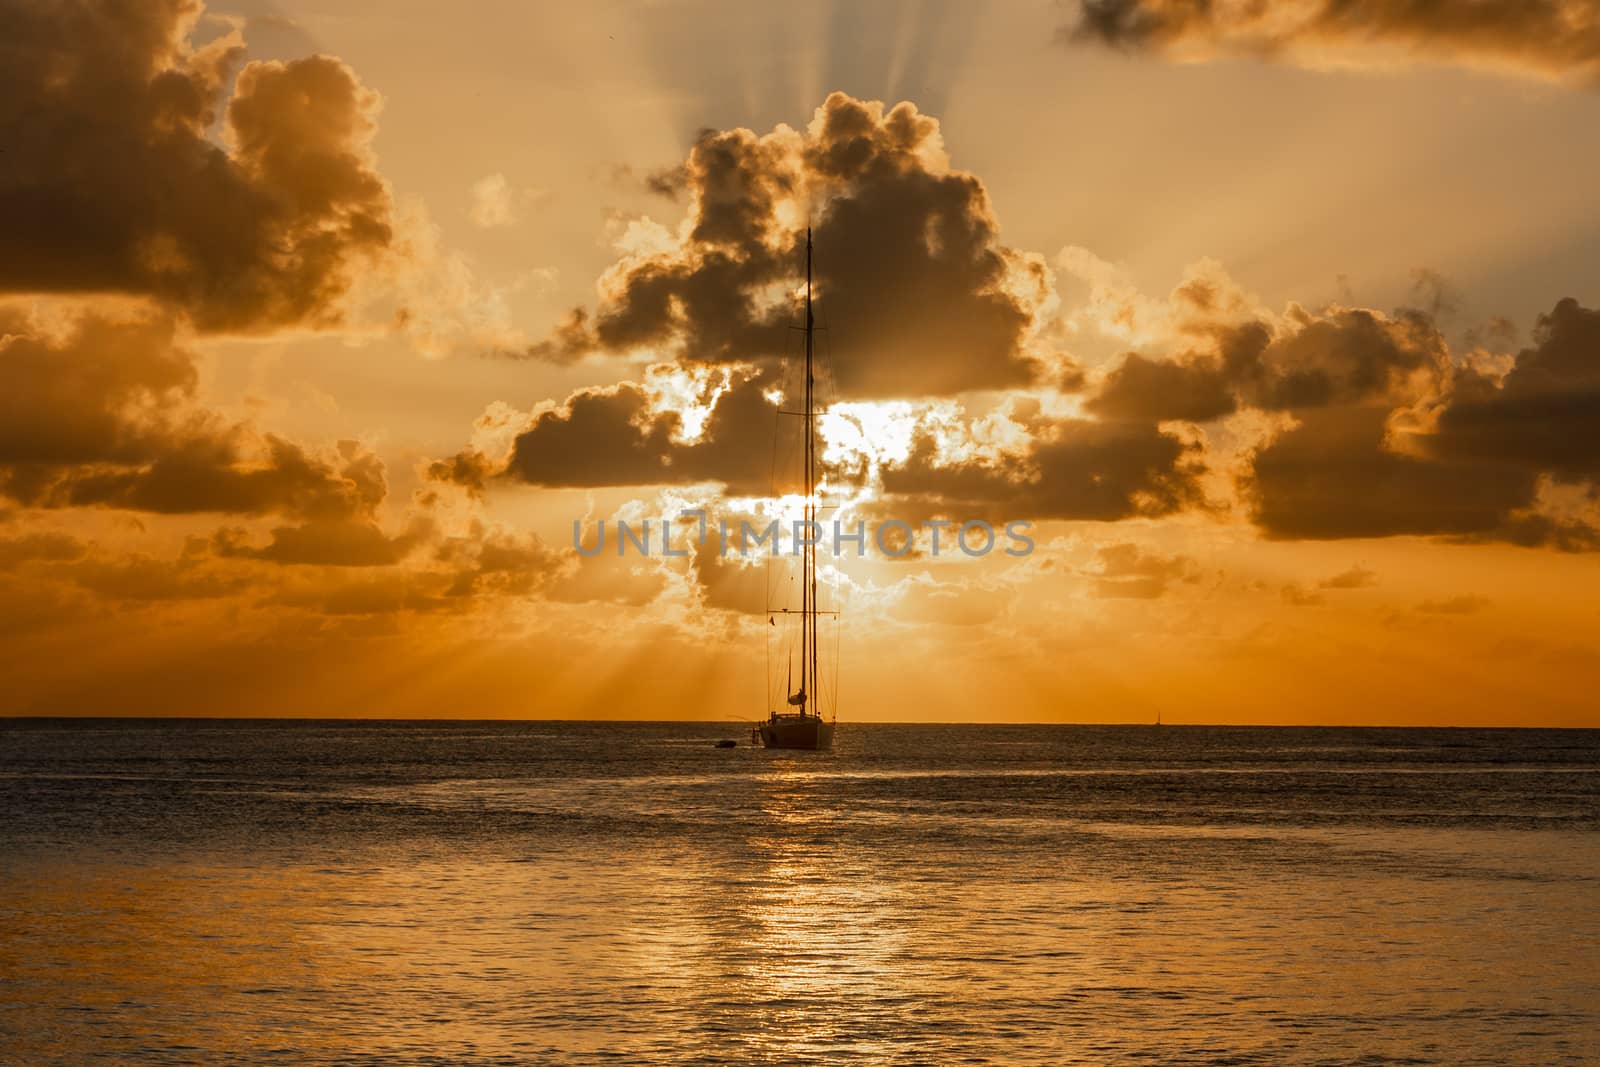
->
(763, 345), (784, 715)
(765, 271), (809, 714)
(831, 600), (842, 723)
(815, 248), (836, 722)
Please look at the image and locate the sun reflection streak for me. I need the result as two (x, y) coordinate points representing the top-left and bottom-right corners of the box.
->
(712, 766), (918, 1060)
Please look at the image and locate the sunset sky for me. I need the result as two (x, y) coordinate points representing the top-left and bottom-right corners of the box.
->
(3, 0), (1598, 724)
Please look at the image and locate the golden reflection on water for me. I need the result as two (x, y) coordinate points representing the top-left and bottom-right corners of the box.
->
(0, 861), (359, 1059)
(735, 768), (915, 1059)
(3, 780), (1598, 1063)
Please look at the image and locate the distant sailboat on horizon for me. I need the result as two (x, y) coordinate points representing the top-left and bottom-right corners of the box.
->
(759, 228), (836, 752)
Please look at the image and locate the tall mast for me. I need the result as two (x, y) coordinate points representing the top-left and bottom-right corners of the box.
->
(800, 230), (812, 723)
(803, 228), (817, 719)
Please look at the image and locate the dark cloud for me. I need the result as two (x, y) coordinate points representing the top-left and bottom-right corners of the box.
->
(1086, 542), (1200, 598)
(1067, 291), (1597, 550)
(0, 307), (391, 519)
(690, 539), (770, 614)
(1247, 405), (1537, 540)
(521, 92), (1049, 398)
(1086, 308), (1446, 424)
(36, 436), (389, 519)
(807, 130), (1046, 397)
(0, 309), (196, 467)
(880, 415), (1207, 522)
(213, 522), (561, 613)
(1431, 297), (1600, 484)
(62, 552), (250, 603)
(644, 164), (690, 199)
(453, 284), (1599, 554)
(1240, 297), (1600, 549)
(502, 384), (680, 487)
(1088, 352), (1237, 422)
(0, 512), (576, 619)
(1475, 512), (1600, 552)
(431, 79), (1596, 557)
(1279, 563), (1377, 605)
(1242, 309), (1447, 411)
(1319, 565), (1377, 589)
(434, 354), (1207, 525)
(0, 531), (89, 570)
(214, 517), (429, 567)
(424, 452), (496, 500)
(0, 0), (393, 330)
(1065, 0), (1600, 86)
(437, 370), (789, 497)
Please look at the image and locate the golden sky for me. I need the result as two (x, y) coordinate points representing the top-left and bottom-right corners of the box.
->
(2, 0), (1598, 725)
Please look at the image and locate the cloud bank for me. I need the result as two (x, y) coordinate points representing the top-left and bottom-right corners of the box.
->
(1065, 0), (1600, 86)
(0, 0), (393, 331)
(523, 92), (1052, 399)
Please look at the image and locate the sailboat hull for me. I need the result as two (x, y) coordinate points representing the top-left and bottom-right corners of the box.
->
(759, 715), (834, 751)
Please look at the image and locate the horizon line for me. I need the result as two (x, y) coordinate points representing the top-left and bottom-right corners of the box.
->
(1, 715), (1593, 731)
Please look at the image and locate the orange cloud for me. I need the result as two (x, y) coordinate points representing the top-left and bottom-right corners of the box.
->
(0, 0), (392, 331)
(521, 92), (1052, 398)
(1066, 0), (1600, 86)
(0, 307), (391, 520)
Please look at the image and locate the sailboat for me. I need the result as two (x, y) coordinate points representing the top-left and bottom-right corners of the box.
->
(759, 228), (836, 752)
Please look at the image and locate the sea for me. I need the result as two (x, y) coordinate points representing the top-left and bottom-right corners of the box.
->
(0, 720), (1596, 1066)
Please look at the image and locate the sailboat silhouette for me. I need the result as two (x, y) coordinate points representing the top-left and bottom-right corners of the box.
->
(758, 228), (836, 752)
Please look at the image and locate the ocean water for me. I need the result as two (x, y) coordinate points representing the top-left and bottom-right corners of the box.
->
(0, 720), (1596, 1066)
